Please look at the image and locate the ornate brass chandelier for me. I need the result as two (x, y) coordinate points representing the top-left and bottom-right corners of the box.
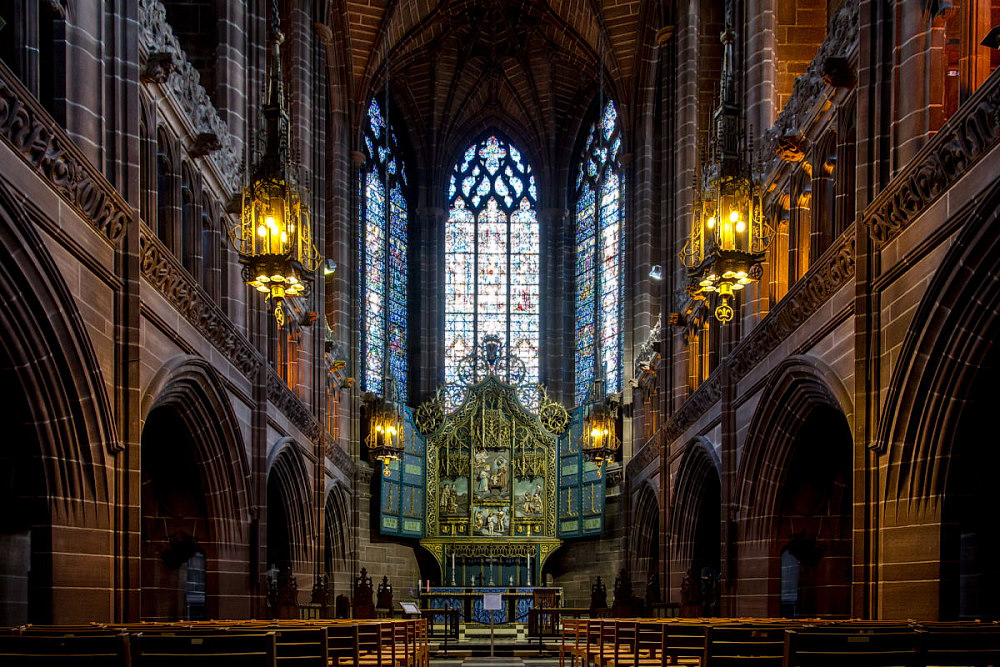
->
(679, 1), (771, 324)
(230, 3), (320, 326)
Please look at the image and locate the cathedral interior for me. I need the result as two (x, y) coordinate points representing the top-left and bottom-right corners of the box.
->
(2, 0), (1000, 647)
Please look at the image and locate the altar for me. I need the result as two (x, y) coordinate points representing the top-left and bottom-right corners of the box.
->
(419, 586), (562, 625)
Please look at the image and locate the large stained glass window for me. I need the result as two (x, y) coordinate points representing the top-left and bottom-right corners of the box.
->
(362, 99), (408, 400)
(575, 101), (625, 405)
(445, 134), (539, 407)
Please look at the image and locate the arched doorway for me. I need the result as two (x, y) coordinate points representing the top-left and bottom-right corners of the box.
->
(0, 182), (117, 624)
(671, 438), (722, 616)
(738, 357), (853, 618)
(773, 405), (852, 617)
(941, 350), (1000, 619)
(629, 483), (661, 609)
(0, 349), (47, 625)
(266, 441), (312, 600)
(140, 357), (251, 621)
(878, 179), (1000, 620)
(140, 405), (211, 621)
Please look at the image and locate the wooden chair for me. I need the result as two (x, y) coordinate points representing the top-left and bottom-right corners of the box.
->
(662, 621), (709, 665)
(782, 629), (922, 667)
(559, 617), (588, 667)
(130, 631), (277, 666)
(0, 633), (129, 666)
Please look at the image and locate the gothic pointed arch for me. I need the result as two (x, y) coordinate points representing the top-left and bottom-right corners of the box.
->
(628, 481), (660, 591)
(879, 178), (1000, 508)
(736, 356), (853, 617)
(444, 130), (540, 407)
(737, 355), (852, 541)
(266, 438), (314, 569)
(141, 355), (252, 543)
(0, 180), (117, 522)
(670, 437), (722, 568)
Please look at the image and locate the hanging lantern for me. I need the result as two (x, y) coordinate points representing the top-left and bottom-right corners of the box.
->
(579, 403), (621, 476)
(679, 14), (771, 324)
(229, 14), (320, 326)
(366, 379), (406, 477)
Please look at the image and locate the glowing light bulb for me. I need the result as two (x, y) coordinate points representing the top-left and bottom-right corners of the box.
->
(591, 428), (602, 438)
(257, 225), (267, 237)
(736, 220), (746, 232)
(266, 216), (277, 228)
(280, 230), (288, 243)
(729, 210), (739, 222)
(707, 217), (716, 229)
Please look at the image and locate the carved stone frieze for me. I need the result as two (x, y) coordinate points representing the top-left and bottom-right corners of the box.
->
(138, 0), (241, 193)
(324, 435), (356, 478)
(866, 72), (1000, 247)
(266, 369), (321, 440)
(0, 65), (129, 244)
(661, 373), (723, 446)
(758, 0), (859, 173)
(626, 433), (661, 481)
(139, 230), (261, 376)
(729, 232), (856, 381)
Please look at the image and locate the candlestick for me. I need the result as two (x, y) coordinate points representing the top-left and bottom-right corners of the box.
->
(451, 553), (456, 586)
(527, 554), (532, 586)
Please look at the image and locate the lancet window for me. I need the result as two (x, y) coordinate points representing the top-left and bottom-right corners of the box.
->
(574, 101), (625, 405)
(361, 99), (408, 399)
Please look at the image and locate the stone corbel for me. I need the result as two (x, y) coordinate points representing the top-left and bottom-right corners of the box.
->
(776, 134), (808, 163)
(821, 56), (854, 89)
(142, 51), (176, 84)
(190, 132), (222, 158)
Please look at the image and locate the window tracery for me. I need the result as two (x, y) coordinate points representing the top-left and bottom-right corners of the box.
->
(444, 134), (539, 409)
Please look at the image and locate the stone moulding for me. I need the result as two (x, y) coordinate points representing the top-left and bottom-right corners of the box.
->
(267, 370), (321, 441)
(662, 372), (723, 447)
(626, 431), (662, 481)
(0, 64), (129, 245)
(865, 69), (1000, 247)
(324, 435), (357, 478)
(139, 229), (260, 376)
(138, 0), (241, 194)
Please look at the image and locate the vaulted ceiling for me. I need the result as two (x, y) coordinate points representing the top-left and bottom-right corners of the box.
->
(327, 0), (663, 199)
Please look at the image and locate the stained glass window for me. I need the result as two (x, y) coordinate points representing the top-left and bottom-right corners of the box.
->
(362, 99), (408, 400)
(445, 134), (539, 408)
(575, 101), (625, 405)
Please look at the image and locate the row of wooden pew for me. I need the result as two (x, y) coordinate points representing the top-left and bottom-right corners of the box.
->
(0, 617), (429, 666)
(559, 617), (1000, 667)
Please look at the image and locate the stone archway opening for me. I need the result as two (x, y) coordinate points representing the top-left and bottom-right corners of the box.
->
(0, 348), (49, 626)
(140, 405), (212, 621)
(774, 404), (852, 618)
(941, 349), (1000, 620)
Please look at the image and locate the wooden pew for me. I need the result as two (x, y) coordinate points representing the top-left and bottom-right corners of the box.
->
(131, 631), (277, 666)
(783, 629), (923, 667)
(919, 623), (1000, 666)
(0, 633), (129, 666)
(703, 624), (788, 667)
